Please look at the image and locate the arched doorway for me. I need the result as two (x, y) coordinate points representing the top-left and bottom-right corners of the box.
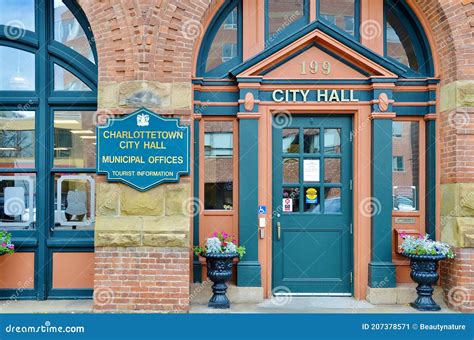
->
(193, 0), (438, 299)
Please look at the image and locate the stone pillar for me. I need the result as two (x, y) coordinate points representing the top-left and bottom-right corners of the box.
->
(368, 115), (396, 288)
(93, 81), (193, 312)
(440, 81), (474, 313)
(237, 116), (261, 287)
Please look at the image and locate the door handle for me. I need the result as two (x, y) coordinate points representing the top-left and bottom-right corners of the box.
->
(277, 222), (281, 240)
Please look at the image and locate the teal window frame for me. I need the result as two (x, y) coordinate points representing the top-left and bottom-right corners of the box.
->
(384, 0), (433, 76)
(196, 0), (243, 78)
(0, 0), (97, 300)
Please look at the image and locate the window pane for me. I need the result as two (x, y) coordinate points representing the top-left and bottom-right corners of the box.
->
(0, 46), (35, 90)
(267, 0), (305, 42)
(324, 158), (341, 183)
(54, 111), (96, 168)
(0, 0), (35, 32)
(304, 187), (320, 213)
(386, 9), (418, 71)
(204, 121), (233, 210)
(54, 0), (95, 63)
(0, 111), (35, 168)
(283, 158), (299, 183)
(205, 7), (238, 72)
(324, 188), (341, 213)
(393, 121), (419, 212)
(54, 174), (95, 230)
(0, 174), (36, 229)
(320, 0), (355, 35)
(54, 64), (92, 91)
(283, 187), (300, 213)
(324, 128), (341, 154)
(304, 129), (320, 153)
(283, 129), (299, 153)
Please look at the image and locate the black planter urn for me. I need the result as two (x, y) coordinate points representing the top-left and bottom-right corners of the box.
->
(403, 253), (446, 311)
(204, 252), (238, 309)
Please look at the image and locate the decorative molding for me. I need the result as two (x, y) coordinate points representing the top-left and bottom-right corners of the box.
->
(369, 112), (396, 119)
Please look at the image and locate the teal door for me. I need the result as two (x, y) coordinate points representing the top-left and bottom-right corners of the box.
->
(272, 115), (353, 294)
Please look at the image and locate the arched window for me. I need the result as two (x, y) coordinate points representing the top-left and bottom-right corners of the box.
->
(318, 0), (358, 37)
(384, 0), (432, 76)
(197, 0), (242, 78)
(0, 0), (97, 299)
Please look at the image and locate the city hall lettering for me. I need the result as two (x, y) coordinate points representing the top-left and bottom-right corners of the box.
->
(97, 108), (190, 191)
(272, 89), (359, 103)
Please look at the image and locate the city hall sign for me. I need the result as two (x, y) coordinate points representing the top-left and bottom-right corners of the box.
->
(272, 89), (359, 103)
(97, 108), (190, 191)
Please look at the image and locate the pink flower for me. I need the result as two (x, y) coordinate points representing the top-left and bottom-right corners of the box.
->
(212, 231), (218, 237)
(1, 243), (5, 247)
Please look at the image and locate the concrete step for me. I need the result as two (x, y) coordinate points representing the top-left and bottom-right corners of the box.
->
(190, 281), (264, 305)
(366, 283), (445, 305)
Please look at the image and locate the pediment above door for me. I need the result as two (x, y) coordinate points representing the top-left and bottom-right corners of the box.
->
(230, 21), (400, 81)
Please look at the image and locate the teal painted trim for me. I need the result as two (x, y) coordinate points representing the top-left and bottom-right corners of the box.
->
(383, 0), (434, 77)
(368, 262), (396, 288)
(197, 91), (239, 102)
(193, 120), (202, 283)
(237, 119), (261, 287)
(369, 118), (396, 288)
(264, 0), (310, 47)
(46, 289), (93, 299)
(0, 289), (37, 299)
(196, 0), (242, 78)
(426, 120), (436, 240)
(195, 106), (238, 116)
(0, 29), (39, 48)
(395, 107), (430, 116)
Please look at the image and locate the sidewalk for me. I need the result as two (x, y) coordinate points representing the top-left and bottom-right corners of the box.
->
(0, 298), (455, 314)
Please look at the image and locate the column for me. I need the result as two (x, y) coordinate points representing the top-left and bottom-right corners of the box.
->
(237, 117), (261, 287)
(369, 115), (396, 288)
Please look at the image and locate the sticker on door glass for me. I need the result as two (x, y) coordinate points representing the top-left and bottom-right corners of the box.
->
(305, 188), (319, 204)
(282, 198), (293, 212)
(303, 159), (320, 182)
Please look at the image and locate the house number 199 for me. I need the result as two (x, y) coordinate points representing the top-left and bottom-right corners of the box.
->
(300, 61), (332, 75)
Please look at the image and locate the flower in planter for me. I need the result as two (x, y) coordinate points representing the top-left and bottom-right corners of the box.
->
(399, 232), (454, 259)
(0, 230), (14, 255)
(194, 231), (246, 259)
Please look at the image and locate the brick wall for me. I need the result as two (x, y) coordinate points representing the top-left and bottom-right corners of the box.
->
(441, 248), (474, 312)
(94, 247), (189, 312)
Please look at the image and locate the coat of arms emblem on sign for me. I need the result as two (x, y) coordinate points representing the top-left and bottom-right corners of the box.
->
(137, 113), (150, 127)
